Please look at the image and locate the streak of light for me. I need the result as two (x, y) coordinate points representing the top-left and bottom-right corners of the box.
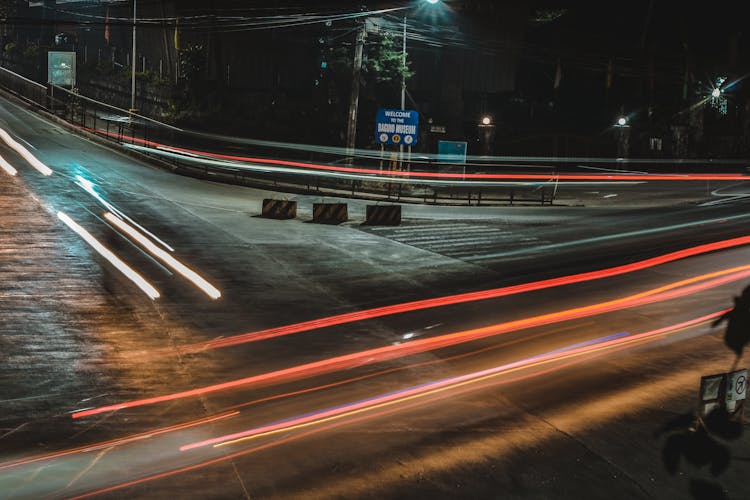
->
(221, 322), (592, 414)
(104, 212), (221, 299)
(0, 153), (17, 176)
(57, 211), (160, 300)
(0, 128), (53, 176)
(67, 313), (718, 500)
(65, 448), (109, 489)
(466, 213), (750, 261)
(0, 411), (238, 472)
(81, 128), (750, 183)
(143, 141), (750, 182)
(74, 175), (175, 252)
(71, 264), (750, 419)
(182, 311), (722, 451)
(175, 235), (750, 354)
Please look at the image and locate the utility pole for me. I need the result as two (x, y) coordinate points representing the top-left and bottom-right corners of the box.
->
(160, 0), (172, 79)
(400, 15), (407, 167)
(345, 21), (366, 160)
(401, 15), (407, 111)
(130, 0), (137, 113)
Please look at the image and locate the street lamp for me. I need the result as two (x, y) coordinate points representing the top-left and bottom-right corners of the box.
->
(400, 0), (440, 168)
(478, 116), (495, 155)
(401, 0), (441, 111)
(616, 116), (628, 127)
(711, 87), (721, 98)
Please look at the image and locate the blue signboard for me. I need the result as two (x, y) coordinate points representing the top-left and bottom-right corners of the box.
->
(375, 109), (419, 146)
(438, 141), (468, 163)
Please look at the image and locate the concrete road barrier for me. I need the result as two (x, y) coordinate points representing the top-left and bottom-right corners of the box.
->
(364, 205), (402, 226)
(261, 198), (297, 219)
(312, 203), (348, 224)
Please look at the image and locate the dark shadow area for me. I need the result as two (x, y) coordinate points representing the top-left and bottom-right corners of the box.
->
(658, 285), (748, 499)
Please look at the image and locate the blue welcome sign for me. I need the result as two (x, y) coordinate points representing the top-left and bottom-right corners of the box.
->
(375, 109), (419, 146)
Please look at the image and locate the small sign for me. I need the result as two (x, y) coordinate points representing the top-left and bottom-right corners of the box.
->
(438, 140), (468, 164)
(430, 125), (447, 134)
(48, 51), (76, 87)
(699, 373), (725, 417)
(727, 369), (747, 410)
(375, 109), (419, 146)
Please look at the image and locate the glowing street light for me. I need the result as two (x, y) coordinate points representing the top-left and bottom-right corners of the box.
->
(401, 0), (442, 110)
(711, 87), (721, 98)
(399, 0), (441, 168)
(616, 116), (628, 127)
(481, 116), (492, 126)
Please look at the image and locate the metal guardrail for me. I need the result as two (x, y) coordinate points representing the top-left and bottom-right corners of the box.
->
(0, 66), (47, 108)
(0, 65), (559, 205)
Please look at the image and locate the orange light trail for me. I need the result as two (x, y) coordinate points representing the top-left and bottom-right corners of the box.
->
(175, 235), (750, 355)
(68, 311), (720, 499)
(80, 128), (749, 182)
(71, 264), (750, 419)
(181, 310), (721, 451)
(221, 323), (578, 414)
(0, 411), (238, 472)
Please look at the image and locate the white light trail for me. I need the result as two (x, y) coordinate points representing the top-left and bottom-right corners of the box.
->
(0, 128), (53, 176)
(75, 175), (175, 252)
(104, 212), (221, 300)
(57, 211), (160, 300)
(124, 144), (644, 188)
(0, 154), (17, 176)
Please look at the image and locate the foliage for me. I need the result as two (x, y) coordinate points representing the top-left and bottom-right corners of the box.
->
(22, 44), (38, 59)
(3, 42), (18, 55)
(363, 32), (414, 85)
(178, 44), (206, 89)
(330, 31), (414, 90)
(530, 9), (568, 25)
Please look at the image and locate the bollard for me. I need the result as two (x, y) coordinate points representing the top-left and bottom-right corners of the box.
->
(364, 205), (401, 226)
(312, 203), (348, 224)
(261, 199), (297, 220)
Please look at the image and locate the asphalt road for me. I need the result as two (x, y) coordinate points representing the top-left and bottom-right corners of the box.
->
(1, 93), (750, 499)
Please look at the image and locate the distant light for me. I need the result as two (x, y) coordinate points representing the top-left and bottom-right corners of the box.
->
(481, 116), (492, 125)
(617, 117), (627, 126)
(425, 0), (440, 4)
(711, 88), (721, 98)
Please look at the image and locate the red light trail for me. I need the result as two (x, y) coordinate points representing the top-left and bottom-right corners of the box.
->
(81, 127), (749, 182)
(71, 263), (750, 419)
(180, 310), (723, 451)
(69, 309), (720, 499)
(173, 236), (750, 355)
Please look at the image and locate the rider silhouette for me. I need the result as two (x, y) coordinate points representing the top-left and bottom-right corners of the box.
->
(712, 284), (750, 358)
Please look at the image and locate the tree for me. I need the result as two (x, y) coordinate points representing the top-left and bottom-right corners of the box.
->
(329, 27), (415, 148)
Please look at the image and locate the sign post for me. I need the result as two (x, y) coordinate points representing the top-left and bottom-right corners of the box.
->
(375, 108), (419, 171)
(698, 368), (747, 420)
